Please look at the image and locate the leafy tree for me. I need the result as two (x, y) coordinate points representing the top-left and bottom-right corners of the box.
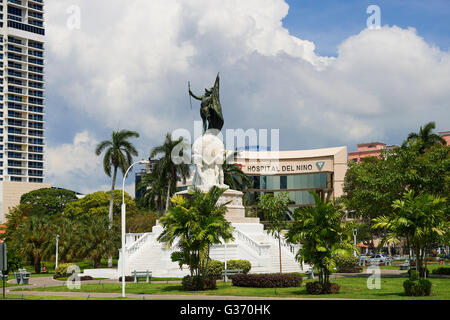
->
(157, 186), (234, 283)
(126, 210), (158, 233)
(373, 190), (448, 279)
(64, 190), (137, 221)
(19, 188), (78, 217)
(403, 121), (447, 152)
(150, 133), (190, 213)
(258, 192), (290, 274)
(287, 192), (354, 286)
(343, 143), (450, 247)
(95, 129), (139, 266)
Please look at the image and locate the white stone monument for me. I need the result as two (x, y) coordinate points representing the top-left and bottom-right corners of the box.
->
(176, 131), (258, 223)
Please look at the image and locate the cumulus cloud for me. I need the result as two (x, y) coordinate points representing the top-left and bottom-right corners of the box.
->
(44, 0), (450, 194)
(45, 131), (100, 193)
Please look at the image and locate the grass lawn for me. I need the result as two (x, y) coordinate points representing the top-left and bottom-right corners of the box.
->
(15, 277), (450, 300)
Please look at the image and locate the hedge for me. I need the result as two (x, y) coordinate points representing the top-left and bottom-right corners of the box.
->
(306, 281), (340, 294)
(231, 274), (302, 288)
(432, 267), (450, 275)
(403, 279), (432, 296)
(207, 260), (252, 280)
(54, 263), (78, 279)
(182, 276), (216, 291)
(334, 254), (362, 273)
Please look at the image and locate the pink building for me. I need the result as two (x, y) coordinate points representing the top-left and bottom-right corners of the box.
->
(348, 142), (397, 163)
(439, 131), (450, 146)
(349, 131), (449, 164)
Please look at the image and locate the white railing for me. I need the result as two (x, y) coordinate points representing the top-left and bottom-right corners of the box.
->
(234, 229), (271, 256)
(125, 233), (146, 247)
(126, 232), (152, 256)
(265, 230), (300, 258)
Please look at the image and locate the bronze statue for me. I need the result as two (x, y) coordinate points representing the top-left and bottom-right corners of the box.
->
(189, 73), (224, 133)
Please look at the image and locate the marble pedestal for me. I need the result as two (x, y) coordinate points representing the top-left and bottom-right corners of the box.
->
(175, 188), (259, 224)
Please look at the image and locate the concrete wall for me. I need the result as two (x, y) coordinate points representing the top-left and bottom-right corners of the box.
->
(0, 181), (51, 223)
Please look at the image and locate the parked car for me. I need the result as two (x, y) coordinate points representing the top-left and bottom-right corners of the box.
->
(367, 254), (393, 265)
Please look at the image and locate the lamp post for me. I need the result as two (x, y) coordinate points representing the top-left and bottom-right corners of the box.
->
(121, 159), (150, 298)
(353, 228), (358, 257)
(55, 235), (60, 270)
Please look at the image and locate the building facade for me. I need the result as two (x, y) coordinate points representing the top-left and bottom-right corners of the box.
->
(234, 146), (348, 217)
(0, 0), (45, 183)
(0, 0), (46, 223)
(348, 142), (397, 163)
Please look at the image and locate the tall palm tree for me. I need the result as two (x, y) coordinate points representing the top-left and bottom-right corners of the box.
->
(137, 169), (167, 215)
(403, 121), (446, 152)
(150, 133), (190, 213)
(287, 192), (354, 286)
(157, 186), (234, 281)
(95, 129), (139, 266)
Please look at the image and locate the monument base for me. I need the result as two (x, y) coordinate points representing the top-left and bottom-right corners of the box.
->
(175, 188), (259, 224)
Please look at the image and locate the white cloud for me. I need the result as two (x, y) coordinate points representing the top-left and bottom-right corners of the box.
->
(45, 131), (100, 193)
(43, 1), (450, 193)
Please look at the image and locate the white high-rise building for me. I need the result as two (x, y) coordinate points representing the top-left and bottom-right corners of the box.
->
(0, 0), (47, 223)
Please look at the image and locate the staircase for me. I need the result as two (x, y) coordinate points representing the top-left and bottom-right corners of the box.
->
(112, 222), (305, 278)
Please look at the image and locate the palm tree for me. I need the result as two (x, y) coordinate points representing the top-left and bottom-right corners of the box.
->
(137, 169), (167, 215)
(258, 192), (290, 274)
(78, 216), (120, 268)
(95, 129), (139, 266)
(402, 122), (446, 152)
(14, 215), (53, 273)
(286, 191), (354, 286)
(372, 190), (448, 279)
(157, 186), (234, 283)
(150, 133), (190, 213)
(222, 157), (252, 192)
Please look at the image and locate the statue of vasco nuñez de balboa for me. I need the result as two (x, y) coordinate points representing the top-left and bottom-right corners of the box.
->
(189, 73), (224, 133)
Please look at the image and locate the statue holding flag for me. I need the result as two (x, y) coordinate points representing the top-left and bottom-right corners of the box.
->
(189, 73), (224, 133)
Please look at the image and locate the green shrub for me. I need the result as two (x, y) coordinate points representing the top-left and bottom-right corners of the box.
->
(322, 282), (341, 294)
(231, 274), (302, 288)
(305, 281), (323, 294)
(333, 254), (362, 273)
(207, 260), (224, 280)
(227, 260), (251, 274)
(432, 267), (450, 275)
(403, 279), (432, 296)
(118, 276), (134, 282)
(182, 276), (216, 291)
(306, 281), (340, 294)
(54, 263), (77, 279)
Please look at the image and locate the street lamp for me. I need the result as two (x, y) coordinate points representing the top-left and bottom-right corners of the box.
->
(121, 159), (150, 298)
(55, 235), (60, 270)
(353, 228), (358, 257)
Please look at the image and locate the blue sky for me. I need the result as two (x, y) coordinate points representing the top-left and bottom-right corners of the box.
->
(283, 0), (450, 57)
(43, 0), (450, 195)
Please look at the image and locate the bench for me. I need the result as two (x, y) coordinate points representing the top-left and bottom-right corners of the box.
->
(0, 273), (7, 281)
(222, 269), (242, 281)
(14, 269), (31, 285)
(132, 270), (152, 283)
